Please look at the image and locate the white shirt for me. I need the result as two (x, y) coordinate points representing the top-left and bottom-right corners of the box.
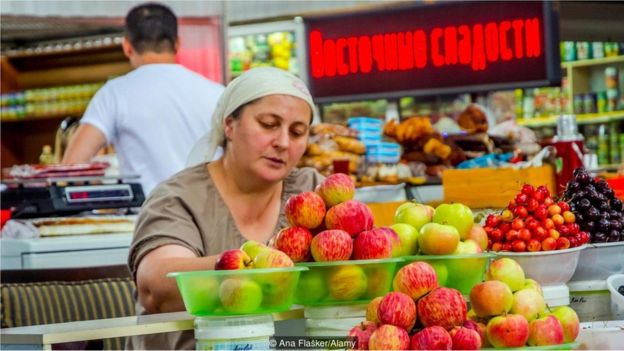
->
(81, 64), (224, 195)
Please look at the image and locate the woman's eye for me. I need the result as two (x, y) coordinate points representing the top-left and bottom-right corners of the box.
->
(261, 122), (277, 128)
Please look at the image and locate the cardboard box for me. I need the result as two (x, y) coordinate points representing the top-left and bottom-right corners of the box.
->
(442, 165), (556, 208)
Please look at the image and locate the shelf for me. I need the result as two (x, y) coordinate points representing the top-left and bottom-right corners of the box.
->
(562, 55), (624, 69)
(517, 111), (624, 127)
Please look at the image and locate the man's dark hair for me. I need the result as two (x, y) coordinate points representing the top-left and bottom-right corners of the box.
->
(125, 2), (177, 54)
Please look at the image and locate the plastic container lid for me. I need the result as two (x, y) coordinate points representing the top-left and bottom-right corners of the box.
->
(194, 315), (275, 340)
(304, 304), (367, 319)
(568, 280), (608, 292)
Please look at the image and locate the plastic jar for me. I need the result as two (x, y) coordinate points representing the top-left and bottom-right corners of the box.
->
(304, 304), (366, 337)
(194, 315), (275, 351)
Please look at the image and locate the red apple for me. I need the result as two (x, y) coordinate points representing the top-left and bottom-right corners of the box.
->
(486, 314), (529, 348)
(214, 249), (252, 270)
(511, 288), (546, 322)
(310, 229), (353, 262)
(273, 227), (312, 262)
(465, 224), (488, 251)
(417, 287), (467, 330)
(325, 200), (374, 236)
(393, 261), (439, 300)
(449, 326), (481, 350)
(549, 306), (580, 343)
(378, 292), (417, 331)
(368, 324), (410, 350)
(353, 228), (394, 260)
(528, 315), (564, 346)
(469, 280), (513, 317)
(252, 248), (294, 268)
(348, 321), (377, 350)
(377, 227), (403, 257)
(463, 320), (488, 347)
(410, 326), (452, 350)
(366, 296), (383, 324)
(315, 173), (355, 207)
(284, 191), (326, 229)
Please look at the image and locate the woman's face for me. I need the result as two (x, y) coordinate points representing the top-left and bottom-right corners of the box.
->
(224, 94), (312, 183)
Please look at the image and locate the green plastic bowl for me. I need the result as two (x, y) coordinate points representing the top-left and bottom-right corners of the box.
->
(400, 253), (496, 295)
(294, 258), (402, 306)
(168, 267), (308, 316)
(482, 341), (579, 350)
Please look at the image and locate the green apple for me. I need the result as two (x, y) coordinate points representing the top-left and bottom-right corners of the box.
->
(548, 306), (580, 343)
(433, 203), (474, 240)
(365, 266), (393, 298)
(418, 223), (460, 255)
(240, 240), (267, 260)
(294, 270), (328, 304)
(524, 278), (544, 296)
(465, 224), (488, 251)
(486, 258), (526, 292)
(182, 276), (220, 315)
(327, 265), (367, 301)
(394, 203), (433, 232)
(218, 278), (263, 314)
(390, 223), (419, 256)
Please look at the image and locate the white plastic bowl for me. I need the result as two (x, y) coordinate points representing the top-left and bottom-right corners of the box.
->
(606, 273), (624, 319)
(571, 242), (624, 281)
(495, 245), (586, 286)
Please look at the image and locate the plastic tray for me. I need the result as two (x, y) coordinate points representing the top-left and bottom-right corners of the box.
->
(400, 253), (496, 295)
(294, 258), (402, 306)
(168, 267), (307, 316)
(483, 342), (579, 350)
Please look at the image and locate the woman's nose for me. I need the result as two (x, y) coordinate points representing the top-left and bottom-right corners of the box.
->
(273, 127), (290, 149)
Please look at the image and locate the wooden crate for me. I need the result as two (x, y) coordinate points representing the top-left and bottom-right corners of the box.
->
(442, 165), (556, 209)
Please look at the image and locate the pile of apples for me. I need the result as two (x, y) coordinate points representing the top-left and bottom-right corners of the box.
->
(393, 201), (489, 255)
(484, 184), (590, 252)
(348, 261), (474, 350)
(273, 173), (402, 262)
(469, 258), (580, 348)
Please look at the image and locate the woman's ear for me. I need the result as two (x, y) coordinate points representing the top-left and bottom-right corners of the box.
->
(224, 116), (234, 141)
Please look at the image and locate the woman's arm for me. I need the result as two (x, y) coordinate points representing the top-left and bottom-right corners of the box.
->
(136, 244), (219, 313)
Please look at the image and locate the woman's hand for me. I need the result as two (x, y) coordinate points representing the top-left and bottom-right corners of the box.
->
(136, 245), (218, 313)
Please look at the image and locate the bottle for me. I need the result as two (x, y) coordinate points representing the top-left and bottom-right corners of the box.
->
(39, 145), (55, 165)
(597, 124), (610, 166)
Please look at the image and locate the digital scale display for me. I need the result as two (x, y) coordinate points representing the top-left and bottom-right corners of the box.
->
(65, 184), (133, 203)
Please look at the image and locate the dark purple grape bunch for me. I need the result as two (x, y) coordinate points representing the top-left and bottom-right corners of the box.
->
(564, 167), (624, 243)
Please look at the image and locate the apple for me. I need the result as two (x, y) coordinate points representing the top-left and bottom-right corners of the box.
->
(548, 306), (580, 343)
(392, 261), (439, 300)
(348, 321), (377, 350)
(378, 292), (418, 331)
(449, 326), (481, 350)
(469, 280), (513, 317)
(394, 202), (434, 232)
(446, 239), (484, 293)
(365, 266), (393, 298)
(465, 224), (488, 250)
(353, 228), (393, 260)
(511, 288), (545, 322)
(524, 278), (544, 296)
(315, 173), (355, 207)
(486, 257), (526, 292)
(240, 240), (267, 260)
(528, 315), (564, 346)
(310, 229), (353, 262)
(272, 226), (313, 262)
(325, 200), (374, 236)
(366, 296), (383, 323)
(410, 326), (452, 350)
(433, 203), (474, 240)
(377, 227), (403, 257)
(294, 270), (328, 304)
(463, 320), (489, 347)
(486, 314), (530, 348)
(368, 324), (410, 350)
(327, 265), (367, 301)
(429, 261), (449, 286)
(218, 278), (263, 314)
(253, 248), (294, 268)
(419, 223), (460, 255)
(390, 223), (419, 256)
(215, 249), (252, 270)
(181, 276), (220, 315)
(284, 191), (326, 229)
(417, 287), (467, 330)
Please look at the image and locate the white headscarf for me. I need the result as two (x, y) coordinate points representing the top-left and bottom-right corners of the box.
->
(186, 67), (315, 167)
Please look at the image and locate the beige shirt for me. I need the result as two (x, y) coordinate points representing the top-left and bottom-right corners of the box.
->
(126, 163), (323, 350)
